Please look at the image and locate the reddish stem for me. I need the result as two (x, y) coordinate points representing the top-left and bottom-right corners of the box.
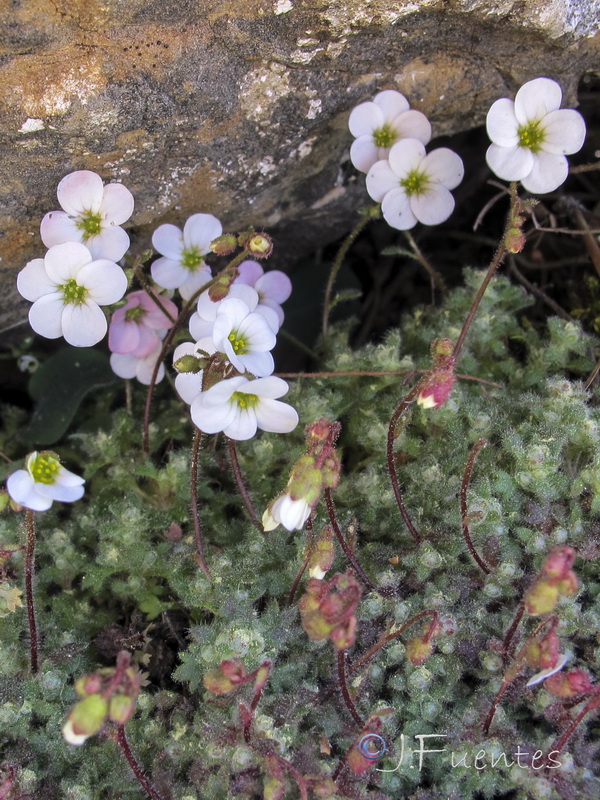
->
(24, 509), (39, 674)
(324, 488), (375, 592)
(227, 438), (262, 534)
(501, 601), (525, 660)
(546, 694), (600, 763)
(271, 753), (309, 800)
(190, 429), (211, 579)
(386, 383), (423, 544)
(115, 726), (167, 800)
(482, 679), (510, 736)
(337, 649), (364, 727)
(460, 438), (491, 574)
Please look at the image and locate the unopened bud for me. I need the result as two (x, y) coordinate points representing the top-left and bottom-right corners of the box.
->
(525, 580), (560, 615)
(405, 636), (434, 665)
(174, 355), (204, 374)
(63, 694), (108, 745)
(109, 693), (136, 725)
(245, 233), (273, 258)
(204, 658), (248, 694)
(417, 369), (456, 409)
(505, 227), (526, 254)
(210, 234), (237, 255)
(431, 338), (454, 361)
(209, 274), (234, 302)
(75, 673), (103, 697)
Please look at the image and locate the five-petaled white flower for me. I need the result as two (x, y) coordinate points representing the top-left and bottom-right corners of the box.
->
(262, 493), (311, 532)
(190, 376), (298, 441)
(212, 297), (276, 377)
(189, 284), (279, 340)
(40, 170), (134, 262)
(485, 77), (586, 194)
(7, 451), (85, 512)
(151, 213), (222, 300)
(348, 89), (432, 173)
(366, 139), (464, 230)
(17, 242), (128, 347)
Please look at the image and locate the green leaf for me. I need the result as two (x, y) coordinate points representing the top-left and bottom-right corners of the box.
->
(23, 348), (116, 445)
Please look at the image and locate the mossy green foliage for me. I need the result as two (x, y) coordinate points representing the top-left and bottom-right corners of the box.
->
(1, 270), (599, 799)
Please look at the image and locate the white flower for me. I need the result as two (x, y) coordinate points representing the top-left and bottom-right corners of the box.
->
(348, 89), (432, 173)
(40, 170), (134, 261)
(485, 77), (586, 194)
(212, 297), (276, 377)
(190, 376), (298, 441)
(17, 242), (127, 347)
(526, 652), (570, 687)
(189, 283), (279, 340)
(366, 139), (464, 230)
(262, 493), (311, 532)
(110, 340), (165, 385)
(151, 213), (222, 300)
(172, 337), (216, 404)
(6, 451), (85, 512)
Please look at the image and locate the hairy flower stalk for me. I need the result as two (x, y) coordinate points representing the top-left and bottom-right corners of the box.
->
(190, 429), (211, 579)
(460, 438), (491, 574)
(227, 438), (262, 533)
(24, 509), (39, 674)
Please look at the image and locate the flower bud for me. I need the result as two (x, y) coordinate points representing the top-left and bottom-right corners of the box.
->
(417, 369), (456, 409)
(542, 547), (576, 579)
(431, 338), (454, 361)
(245, 233), (273, 259)
(210, 233), (237, 255)
(405, 636), (434, 665)
(505, 226), (526, 254)
(538, 629), (560, 670)
(209, 274), (235, 302)
(174, 354), (205, 374)
(109, 693), (136, 725)
(308, 527), (335, 579)
(63, 694), (109, 745)
(524, 580), (560, 615)
(204, 658), (248, 694)
(545, 668), (593, 697)
(74, 673), (103, 697)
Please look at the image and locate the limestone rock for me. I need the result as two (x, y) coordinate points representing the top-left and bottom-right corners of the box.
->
(1, 0), (599, 335)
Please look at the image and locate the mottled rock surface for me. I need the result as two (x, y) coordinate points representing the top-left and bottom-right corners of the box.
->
(1, 0), (599, 334)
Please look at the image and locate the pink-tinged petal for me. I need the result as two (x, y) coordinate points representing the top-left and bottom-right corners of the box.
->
(541, 109), (586, 155)
(54, 466), (85, 488)
(57, 170), (104, 215)
(78, 261), (127, 305)
(40, 211), (82, 249)
(152, 224), (184, 260)
(388, 138), (427, 177)
(179, 266), (213, 301)
(224, 407), (258, 440)
(28, 294), (65, 339)
(350, 136), (380, 173)
(100, 182), (134, 224)
(183, 213), (223, 251)
(196, 284), (258, 320)
(255, 398), (299, 433)
(410, 185), (455, 226)
(256, 270), (292, 303)
(109, 317), (141, 354)
(421, 147), (464, 189)
(240, 376), (289, 399)
(485, 143), (534, 181)
(44, 242), (92, 283)
(241, 350), (275, 377)
(520, 151), (568, 194)
(129, 324), (159, 358)
(392, 109), (431, 145)
(86, 225), (130, 262)
(17, 258), (57, 301)
(35, 481), (84, 502)
(61, 301), (107, 347)
(514, 77), (562, 125)
(6, 470), (53, 511)
(151, 256), (190, 289)
(381, 188), (417, 230)
(110, 352), (138, 379)
(366, 159), (400, 203)
(486, 98), (519, 146)
(374, 89), (410, 119)
(348, 101), (384, 137)
(142, 295), (178, 329)
(235, 260), (264, 286)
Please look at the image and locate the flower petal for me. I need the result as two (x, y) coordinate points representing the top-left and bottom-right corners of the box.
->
(100, 182), (134, 224)
(240, 376), (290, 399)
(235, 260), (264, 286)
(410, 185), (455, 226)
(152, 224), (184, 260)
(44, 242), (92, 284)
(55, 466), (86, 488)
(17, 259), (57, 301)
(6, 470), (52, 511)
(350, 136), (381, 173)
(77, 261), (127, 305)
(514, 77), (562, 125)
(421, 147), (464, 189)
(254, 398), (299, 433)
(381, 188), (417, 230)
(485, 143), (534, 181)
(520, 151), (568, 194)
(28, 294), (66, 339)
(348, 101), (384, 137)
(57, 170), (104, 216)
(256, 270), (292, 304)
(392, 109), (431, 145)
(183, 213), (223, 250)
(110, 352), (138, 379)
(366, 160), (399, 203)
(40, 211), (82, 249)
(35, 481), (85, 502)
(541, 109), (586, 155)
(151, 256), (190, 289)
(109, 316), (141, 354)
(486, 98), (519, 147)
(86, 225), (130, 262)
(388, 138), (427, 177)
(61, 300), (108, 347)
(374, 89), (410, 119)
(224, 407), (258, 441)
(240, 350), (275, 378)
(179, 266), (214, 301)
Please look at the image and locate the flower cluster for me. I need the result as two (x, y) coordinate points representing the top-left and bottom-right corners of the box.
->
(524, 546), (578, 615)
(18, 171), (132, 347)
(349, 89), (463, 230)
(298, 570), (362, 650)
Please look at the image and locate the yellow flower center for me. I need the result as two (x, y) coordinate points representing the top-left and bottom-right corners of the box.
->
(181, 247), (203, 272)
(518, 120), (546, 153)
(76, 210), (103, 239)
(61, 279), (88, 305)
(232, 391), (258, 409)
(372, 124), (396, 148)
(400, 169), (429, 197)
(29, 452), (61, 485)
(228, 331), (247, 354)
(124, 305), (144, 322)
